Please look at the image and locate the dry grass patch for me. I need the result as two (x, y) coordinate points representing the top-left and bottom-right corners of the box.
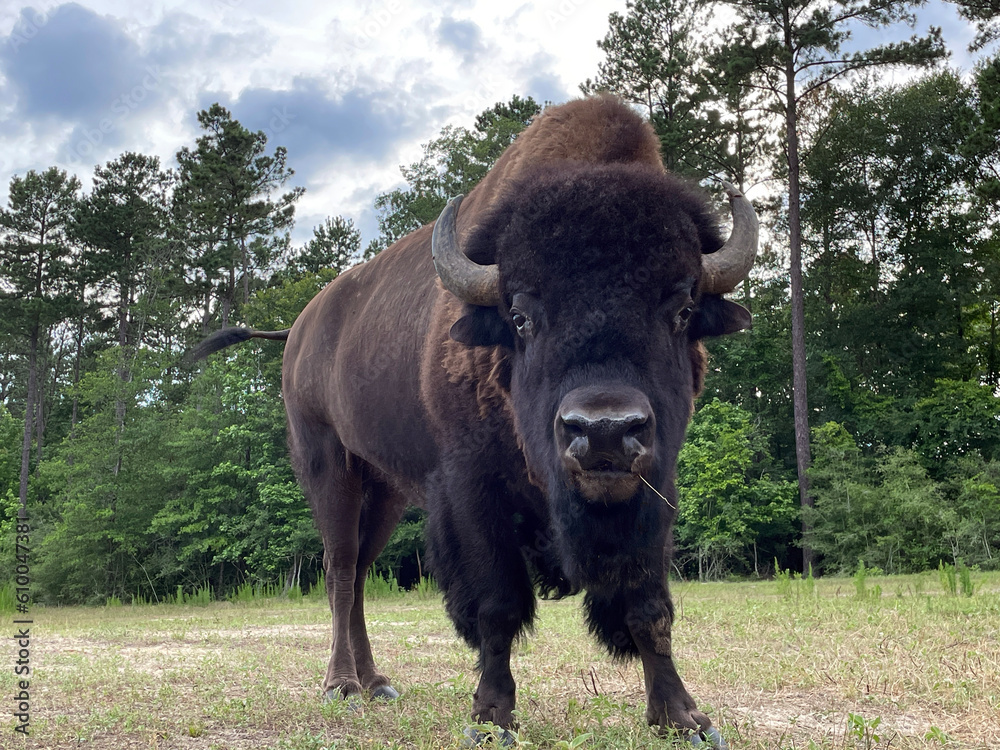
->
(4, 571), (998, 749)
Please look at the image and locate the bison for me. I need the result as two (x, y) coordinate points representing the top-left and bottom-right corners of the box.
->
(190, 95), (757, 748)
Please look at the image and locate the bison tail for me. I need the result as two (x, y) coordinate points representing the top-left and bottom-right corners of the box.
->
(184, 327), (291, 363)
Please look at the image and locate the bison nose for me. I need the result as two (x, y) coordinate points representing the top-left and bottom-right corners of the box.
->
(556, 387), (654, 474)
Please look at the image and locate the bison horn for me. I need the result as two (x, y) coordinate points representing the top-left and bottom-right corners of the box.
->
(700, 181), (759, 295)
(432, 195), (502, 307)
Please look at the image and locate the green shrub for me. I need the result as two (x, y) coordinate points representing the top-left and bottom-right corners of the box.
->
(365, 570), (402, 599)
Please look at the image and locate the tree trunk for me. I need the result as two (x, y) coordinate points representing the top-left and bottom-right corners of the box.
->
(284, 554), (303, 594)
(241, 236), (250, 317)
(990, 300), (998, 387)
(784, 13), (814, 573)
(18, 325), (39, 508)
(113, 257), (132, 477)
(222, 264), (234, 329)
(69, 310), (84, 460)
(34, 372), (44, 464)
(202, 281), (213, 335)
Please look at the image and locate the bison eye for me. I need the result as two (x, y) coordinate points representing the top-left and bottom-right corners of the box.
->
(673, 304), (694, 333)
(511, 309), (532, 338)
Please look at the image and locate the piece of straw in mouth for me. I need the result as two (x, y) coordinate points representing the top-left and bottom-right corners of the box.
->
(640, 475), (676, 509)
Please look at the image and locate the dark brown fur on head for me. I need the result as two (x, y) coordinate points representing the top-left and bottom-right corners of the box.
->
(461, 161), (727, 406)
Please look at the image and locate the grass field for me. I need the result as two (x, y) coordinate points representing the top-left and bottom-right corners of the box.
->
(5, 571), (999, 749)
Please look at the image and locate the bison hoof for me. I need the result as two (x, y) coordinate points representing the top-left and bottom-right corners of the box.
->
(688, 726), (728, 749)
(462, 725), (517, 747)
(371, 685), (400, 701)
(323, 688), (364, 714)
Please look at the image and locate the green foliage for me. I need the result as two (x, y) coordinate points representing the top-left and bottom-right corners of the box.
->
(960, 563), (975, 597)
(924, 726), (952, 745)
(229, 580), (284, 604)
(365, 569), (403, 599)
(287, 215), (361, 278)
(676, 399), (797, 579)
(0, 408), (21, 573)
(553, 731), (593, 749)
(0, 167), (82, 335)
(908, 380), (1000, 467)
(0, 582), (14, 613)
(32, 349), (177, 603)
(149, 346), (320, 597)
(938, 560), (976, 597)
(411, 575), (437, 599)
(950, 0), (1000, 51)
(775, 561), (792, 598)
(307, 571), (326, 601)
(939, 559), (957, 596)
(853, 559), (882, 602)
(165, 583), (213, 606)
(0, 166), (83, 508)
(807, 423), (960, 574)
(846, 712), (883, 749)
(774, 559), (814, 599)
(939, 454), (1000, 567)
(73, 153), (175, 344)
(582, 0), (723, 177)
(372, 507), (428, 587)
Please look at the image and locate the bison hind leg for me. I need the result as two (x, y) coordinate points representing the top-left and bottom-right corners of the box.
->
(349, 475), (411, 697)
(288, 415), (407, 702)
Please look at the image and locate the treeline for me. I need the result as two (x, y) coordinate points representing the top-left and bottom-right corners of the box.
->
(2, 1), (999, 604)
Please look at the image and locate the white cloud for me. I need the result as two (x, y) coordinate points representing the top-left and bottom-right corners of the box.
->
(0, 0), (984, 249)
(0, 0), (629, 245)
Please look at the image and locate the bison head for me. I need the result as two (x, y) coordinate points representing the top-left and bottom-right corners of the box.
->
(432, 163), (757, 590)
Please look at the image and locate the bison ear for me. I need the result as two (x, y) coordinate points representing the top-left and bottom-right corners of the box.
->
(690, 296), (752, 339)
(450, 307), (515, 348)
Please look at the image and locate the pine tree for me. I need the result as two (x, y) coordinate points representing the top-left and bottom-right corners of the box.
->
(582, 0), (720, 177)
(718, 0), (946, 569)
(0, 168), (81, 506)
(292, 216), (361, 277)
(174, 104), (303, 331)
(73, 153), (175, 471)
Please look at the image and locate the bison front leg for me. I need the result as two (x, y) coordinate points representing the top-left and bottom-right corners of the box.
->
(427, 475), (533, 743)
(627, 604), (727, 749)
(447, 558), (530, 737)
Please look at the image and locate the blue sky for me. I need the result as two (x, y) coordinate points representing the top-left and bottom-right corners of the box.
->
(0, 0), (983, 248)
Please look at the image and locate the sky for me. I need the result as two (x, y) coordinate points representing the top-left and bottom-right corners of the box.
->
(0, 0), (984, 249)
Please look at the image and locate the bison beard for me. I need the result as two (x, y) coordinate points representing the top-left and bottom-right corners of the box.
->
(189, 96), (755, 749)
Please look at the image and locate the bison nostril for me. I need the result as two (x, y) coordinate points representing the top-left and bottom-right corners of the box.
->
(567, 436), (590, 460)
(623, 435), (644, 459)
